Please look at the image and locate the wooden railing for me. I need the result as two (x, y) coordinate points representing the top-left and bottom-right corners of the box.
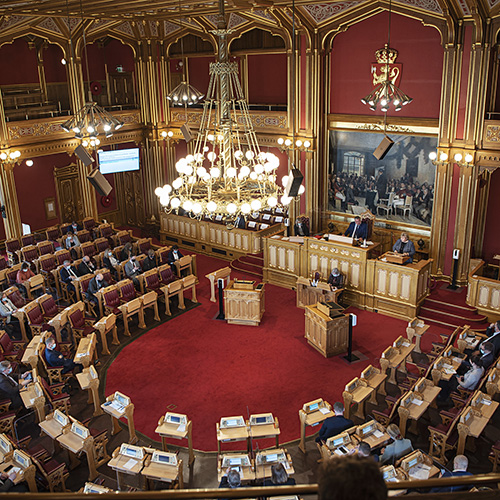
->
(467, 259), (500, 319)
(0, 473), (499, 499)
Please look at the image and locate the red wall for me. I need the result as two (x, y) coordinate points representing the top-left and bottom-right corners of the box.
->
(0, 38), (39, 85)
(43, 44), (67, 83)
(247, 53), (287, 105)
(443, 164), (461, 276)
(82, 39), (135, 82)
(330, 12), (443, 118)
(13, 153), (70, 230)
(482, 169), (500, 262)
(188, 56), (213, 97)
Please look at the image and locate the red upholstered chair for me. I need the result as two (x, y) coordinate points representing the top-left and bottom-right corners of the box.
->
(37, 240), (55, 256)
(38, 254), (58, 287)
(117, 279), (136, 303)
(54, 249), (72, 267)
(31, 452), (69, 492)
(21, 245), (39, 264)
(45, 226), (61, 242)
(4, 286), (26, 309)
(80, 242), (97, 262)
(82, 217), (97, 232)
(115, 230), (132, 246)
(68, 305), (96, 343)
(100, 286), (122, 318)
(37, 343), (70, 385)
(6, 238), (21, 265)
(24, 302), (47, 336)
(39, 377), (71, 417)
(157, 246), (171, 266)
(142, 269), (162, 296)
(158, 264), (175, 286)
(37, 294), (63, 320)
(74, 274), (96, 315)
(21, 234), (35, 247)
(5, 264), (22, 288)
(0, 332), (25, 362)
(0, 258), (7, 271)
(94, 237), (110, 254)
(60, 222), (72, 235)
(98, 268), (115, 286)
(137, 238), (152, 255)
(97, 223), (114, 240)
(77, 229), (92, 244)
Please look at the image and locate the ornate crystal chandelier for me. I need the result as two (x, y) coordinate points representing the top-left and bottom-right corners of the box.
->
(155, 1), (293, 220)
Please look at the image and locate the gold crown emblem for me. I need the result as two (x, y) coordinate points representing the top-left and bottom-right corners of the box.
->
(375, 44), (398, 64)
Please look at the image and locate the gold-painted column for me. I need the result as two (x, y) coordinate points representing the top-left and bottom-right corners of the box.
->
(471, 169), (491, 257)
(0, 164), (22, 239)
(76, 159), (98, 219)
(36, 43), (48, 102)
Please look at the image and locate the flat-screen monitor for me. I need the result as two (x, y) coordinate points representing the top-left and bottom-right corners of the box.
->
(98, 148), (140, 174)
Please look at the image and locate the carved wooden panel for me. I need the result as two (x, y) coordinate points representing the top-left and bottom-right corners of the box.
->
(119, 170), (145, 227)
(54, 163), (83, 223)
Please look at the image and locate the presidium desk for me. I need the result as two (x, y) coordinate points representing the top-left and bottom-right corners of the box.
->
(263, 234), (432, 321)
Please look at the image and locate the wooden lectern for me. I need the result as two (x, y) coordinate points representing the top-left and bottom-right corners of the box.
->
(206, 267), (231, 302)
(296, 277), (342, 308)
(379, 251), (410, 265)
(304, 303), (349, 357)
(223, 280), (265, 326)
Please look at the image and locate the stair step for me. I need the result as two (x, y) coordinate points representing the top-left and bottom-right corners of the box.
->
(417, 314), (487, 333)
(424, 297), (477, 314)
(419, 305), (488, 323)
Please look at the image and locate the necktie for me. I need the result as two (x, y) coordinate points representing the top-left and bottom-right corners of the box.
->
(352, 225), (357, 238)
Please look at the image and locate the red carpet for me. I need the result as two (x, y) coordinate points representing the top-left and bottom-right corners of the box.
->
(104, 253), (409, 452)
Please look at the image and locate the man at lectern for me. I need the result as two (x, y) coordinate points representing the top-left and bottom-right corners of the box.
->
(344, 216), (367, 241)
(327, 268), (344, 290)
(392, 232), (415, 263)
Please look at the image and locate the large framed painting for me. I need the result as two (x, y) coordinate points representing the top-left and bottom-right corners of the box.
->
(328, 129), (438, 227)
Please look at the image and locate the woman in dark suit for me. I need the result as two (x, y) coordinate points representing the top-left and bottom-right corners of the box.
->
(262, 463), (296, 486)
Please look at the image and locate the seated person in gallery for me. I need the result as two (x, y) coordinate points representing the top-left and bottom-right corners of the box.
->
(344, 216), (368, 241)
(219, 467), (242, 499)
(78, 255), (97, 276)
(167, 245), (184, 274)
(65, 230), (81, 260)
(60, 260), (79, 296)
(262, 463), (296, 486)
(120, 242), (135, 262)
(311, 272), (321, 287)
(460, 341), (495, 374)
(430, 455), (472, 493)
(316, 402), (353, 444)
(124, 256), (142, 289)
(44, 337), (83, 374)
(355, 441), (379, 462)
(327, 268), (344, 290)
(86, 273), (109, 307)
(0, 361), (31, 411)
(103, 249), (119, 279)
(392, 232), (416, 263)
(0, 469), (27, 492)
(0, 293), (21, 338)
(141, 249), (158, 272)
(67, 221), (82, 233)
(235, 214), (246, 229)
(15, 262), (34, 297)
(379, 424), (414, 465)
(437, 355), (484, 403)
(483, 320), (500, 356)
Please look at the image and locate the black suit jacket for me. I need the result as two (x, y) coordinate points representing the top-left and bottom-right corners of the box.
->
(167, 249), (183, 265)
(317, 415), (354, 443)
(78, 261), (96, 277)
(484, 331), (500, 356)
(60, 266), (78, 284)
(481, 352), (495, 370)
(141, 256), (158, 272)
(87, 277), (109, 297)
(102, 256), (116, 270)
(0, 373), (22, 409)
(344, 221), (368, 240)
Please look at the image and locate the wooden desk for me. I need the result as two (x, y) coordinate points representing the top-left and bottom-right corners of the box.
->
(57, 428), (100, 481)
(361, 365), (387, 403)
(74, 333), (96, 368)
(108, 450), (145, 491)
(76, 368), (103, 417)
(397, 450), (440, 481)
(254, 450), (294, 480)
(21, 335), (43, 370)
(26, 274), (44, 300)
(39, 414), (66, 440)
(398, 393), (430, 437)
(0, 453), (37, 492)
(155, 416), (194, 466)
(217, 455), (255, 482)
(304, 305), (349, 358)
(142, 457), (183, 489)
(20, 381), (45, 422)
(216, 423), (249, 454)
(47, 306), (72, 344)
(223, 280), (265, 326)
(248, 418), (280, 448)
(355, 421), (391, 450)
(298, 401), (334, 453)
(380, 343), (415, 385)
(94, 313), (119, 356)
(101, 396), (137, 444)
(406, 319), (429, 354)
(343, 379), (374, 419)
(296, 277), (341, 308)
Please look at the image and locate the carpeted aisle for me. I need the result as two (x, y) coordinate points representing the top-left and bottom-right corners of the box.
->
(105, 252), (408, 452)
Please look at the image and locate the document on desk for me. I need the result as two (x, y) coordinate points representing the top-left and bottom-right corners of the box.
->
(410, 465), (431, 480)
(373, 430), (384, 438)
(177, 423), (186, 432)
(123, 458), (138, 470)
(319, 408), (330, 415)
(413, 399), (423, 406)
(109, 401), (125, 413)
